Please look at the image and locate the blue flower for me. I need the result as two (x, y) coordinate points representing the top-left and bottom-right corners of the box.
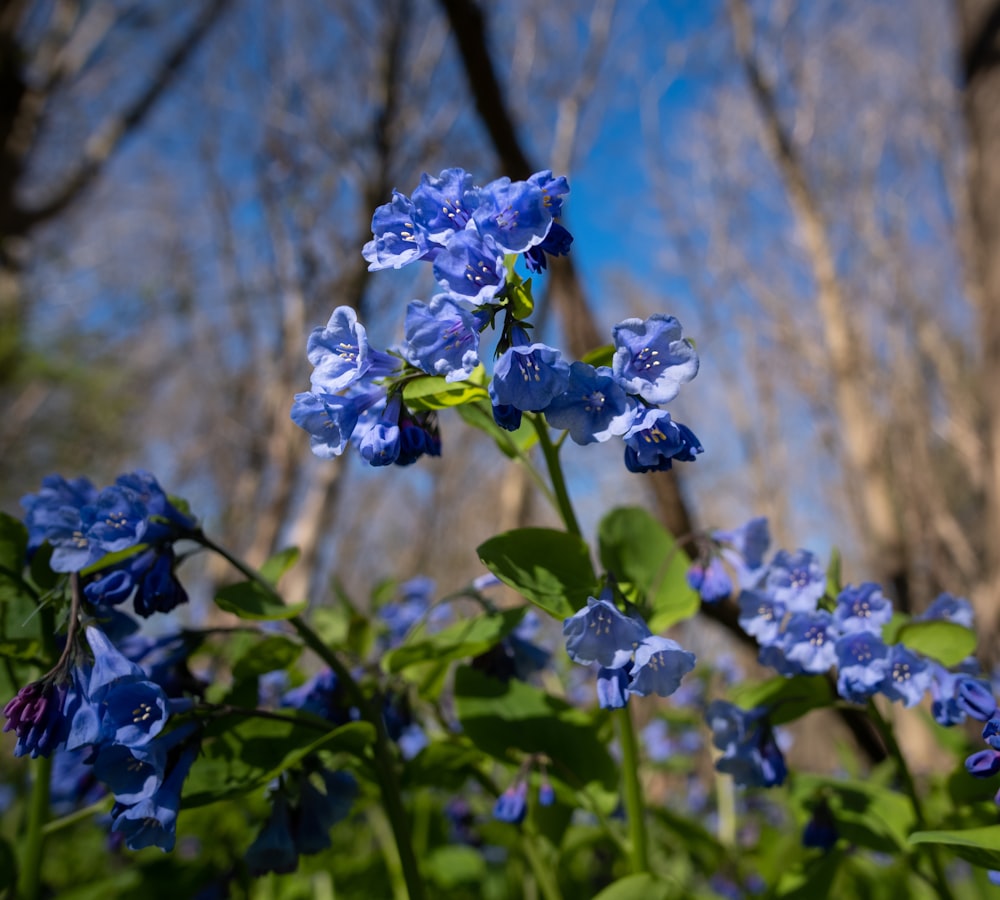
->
(543, 362), (633, 444)
(403, 295), (483, 382)
(802, 801), (838, 850)
(879, 645), (933, 707)
(291, 769), (359, 856)
(291, 389), (380, 459)
(834, 631), (889, 703)
(2, 680), (69, 758)
(966, 748), (1000, 777)
(488, 379), (523, 431)
(491, 330), (570, 412)
(596, 664), (631, 709)
(917, 592), (975, 628)
(762, 549), (826, 613)
(111, 743), (199, 852)
(611, 315), (699, 404)
(737, 589), (786, 646)
(524, 222), (573, 273)
(832, 582), (892, 634)
(493, 781), (528, 824)
(357, 395), (403, 466)
(527, 170), (570, 217)
(780, 611), (839, 674)
(410, 167), (477, 240)
(622, 407), (703, 473)
(21, 475), (98, 557)
(628, 636), (697, 697)
(432, 230), (505, 304)
(714, 517), (771, 588)
(472, 176), (554, 253)
(307, 306), (399, 394)
(957, 678), (998, 721)
(687, 557), (733, 604)
(246, 791), (299, 876)
(706, 700), (787, 788)
(362, 190), (432, 270)
(562, 597), (649, 669)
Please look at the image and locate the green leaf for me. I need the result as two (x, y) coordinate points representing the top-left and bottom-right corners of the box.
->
(403, 740), (484, 790)
(423, 845), (487, 889)
(775, 848), (848, 900)
(214, 580), (306, 621)
(231, 635), (302, 680)
(597, 506), (698, 629)
(454, 665), (617, 793)
(895, 619), (977, 667)
(456, 400), (537, 458)
(182, 717), (374, 807)
(477, 528), (596, 619)
(909, 826), (1000, 869)
(591, 874), (672, 900)
(0, 514), (27, 575)
(259, 547), (300, 586)
(825, 547), (842, 598)
(794, 774), (916, 854)
(0, 638), (43, 664)
(383, 607), (525, 673)
(730, 675), (835, 725)
(581, 344), (614, 369)
(402, 375), (489, 411)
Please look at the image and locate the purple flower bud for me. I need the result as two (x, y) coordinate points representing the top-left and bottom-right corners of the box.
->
(966, 748), (1000, 778)
(957, 678), (998, 721)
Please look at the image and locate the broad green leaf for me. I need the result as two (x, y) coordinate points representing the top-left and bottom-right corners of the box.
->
(454, 665), (617, 792)
(597, 506), (698, 629)
(214, 580), (306, 621)
(383, 606), (525, 673)
(895, 620), (977, 667)
(794, 774), (915, 854)
(507, 277), (535, 320)
(730, 675), (835, 725)
(0, 638), (43, 664)
(403, 740), (484, 790)
(423, 845), (487, 889)
(402, 375), (489, 411)
(231, 635), (302, 680)
(477, 528), (596, 619)
(591, 874), (671, 900)
(259, 547), (300, 586)
(909, 826), (1000, 869)
(456, 400), (537, 458)
(775, 848), (848, 899)
(183, 717), (374, 807)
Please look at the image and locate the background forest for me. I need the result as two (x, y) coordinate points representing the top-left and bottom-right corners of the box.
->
(3, 0), (1000, 894)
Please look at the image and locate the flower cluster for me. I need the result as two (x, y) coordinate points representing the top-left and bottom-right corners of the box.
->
(4, 623), (199, 850)
(562, 591), (696, 708)
(292, 168), (703, 475)
(492, 755), (555, 825)
(706, 700), (787, 788)
(712, 519), (981, 713)
(21, 471), (196, 617)
(246, 765), (359, 876)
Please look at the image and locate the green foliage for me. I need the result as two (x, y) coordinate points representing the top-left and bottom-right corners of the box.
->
(477, 527), (597, 618)
(894, 619), (978, 667)
(909, 826), (1000, 869)
(729, 675), (836, 725)
(402, 375), (490, 411)
(597, 506), (698, 630)
(214, 580), (307, 620)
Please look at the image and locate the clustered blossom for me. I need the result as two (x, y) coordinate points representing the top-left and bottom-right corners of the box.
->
(292, 168), (703, 476)
(562, 591), (696, 709)
(21, 471), (196, 617)
(706, 700), (787, 788)
(705, 517), (981, 716)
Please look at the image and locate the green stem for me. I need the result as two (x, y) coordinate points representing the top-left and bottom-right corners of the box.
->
(199, 533), (426, 900)
(18, 754), (51, 900)
(869, 702), (956, 900)
(617, 705), (649, 873)
(521, 828), (564, 900)
(530, 415), (582, 538)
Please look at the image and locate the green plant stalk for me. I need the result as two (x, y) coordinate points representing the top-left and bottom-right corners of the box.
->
(868, 702), (957, 900)
(199, 534), (426, 900)
(617, 705), (649, 873)
(521, 828), (564, 900)
(530, 415), (582, 538)
(18, 595), (62, 900)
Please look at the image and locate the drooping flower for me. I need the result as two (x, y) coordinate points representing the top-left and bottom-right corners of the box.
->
(432, 229), (506, 304)
(834, 631), (890, 704)
(3, 680), (70, 759)
(308, 306), (399, 394)
(621, 407), (703, 474)
(832, 582), (892, 635)
(403, 295), (483, 382)
(491, 328), (570, 413)
(687, 556), (733, 604)
(596, 664), (631, 709)
(878, 645), (933, 707)
(543, 362), (633, 445)
(362, 190), (432, 271)
(917, 592), (975, 629)
(628, 636), (697, 697)
(562, 596), (649, 670)
(706, 700), (787, 788)
(290, 388), (382, 459)
(493, 780), (528, 825)
(611, 315), (699, 404)
(737, 589), (786, 646)
(762, 549), (826, 614)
